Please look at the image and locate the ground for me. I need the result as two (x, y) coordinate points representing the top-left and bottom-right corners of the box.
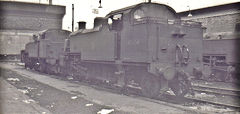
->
(0, 62), (237, 114)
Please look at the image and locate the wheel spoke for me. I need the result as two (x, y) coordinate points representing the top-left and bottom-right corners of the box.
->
(171, 76), (190, 97)
(141, 75), (160, 98)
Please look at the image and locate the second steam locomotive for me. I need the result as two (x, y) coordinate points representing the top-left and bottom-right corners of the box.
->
(21, 2), (204, 98)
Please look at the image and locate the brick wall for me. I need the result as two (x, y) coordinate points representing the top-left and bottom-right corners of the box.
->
(0, 1), (66, 56)
(0, 1), (65, 30)
(178, 3), (240, 64)
(0, 30), (34, 55)
(203, 39), (239, 63)
(0, 16), (63, 30)
(193, 14), (239, 33)
(179, 2), (240, 39)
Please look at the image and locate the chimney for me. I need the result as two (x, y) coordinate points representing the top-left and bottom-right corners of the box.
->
(78, 21), (86, 30)
(94, 17), (106, 27)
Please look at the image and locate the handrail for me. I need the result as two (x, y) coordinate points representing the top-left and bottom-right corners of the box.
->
(133, 17), (201, 27)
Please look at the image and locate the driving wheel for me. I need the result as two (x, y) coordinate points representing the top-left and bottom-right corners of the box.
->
(141, 74), (160, 98)
(170, 75), (190, 97)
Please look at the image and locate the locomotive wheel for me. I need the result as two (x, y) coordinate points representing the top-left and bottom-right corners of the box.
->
(170, 76), (190, 97)
(54, 65), (61, 75)
(140, 75), (160, 98)
(39, 62), (46, 73)
(72, 74), (86, 81)
(29, 62), (34, 69)
(24, 62), (29, 69)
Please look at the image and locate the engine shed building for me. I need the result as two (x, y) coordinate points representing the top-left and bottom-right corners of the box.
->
(178, 2), (240, 40)
(0, 1), (65, 60)
(178, 2), (240, 65)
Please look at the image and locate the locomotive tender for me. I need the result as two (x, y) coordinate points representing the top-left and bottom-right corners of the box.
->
(22, 3), (204, 98)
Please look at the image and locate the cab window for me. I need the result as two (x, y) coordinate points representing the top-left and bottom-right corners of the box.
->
(133, 9), (145, 20)
(109, 13), (123, 31)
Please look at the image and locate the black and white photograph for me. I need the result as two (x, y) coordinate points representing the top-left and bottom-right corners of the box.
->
(0, 0), (239, 113)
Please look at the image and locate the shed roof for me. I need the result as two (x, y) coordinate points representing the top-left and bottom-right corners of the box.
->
(178, 2), (240, 17)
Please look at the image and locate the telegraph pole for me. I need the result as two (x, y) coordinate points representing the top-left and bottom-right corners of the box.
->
(49, 0), (52, 5)
(72, 4), (74, 32)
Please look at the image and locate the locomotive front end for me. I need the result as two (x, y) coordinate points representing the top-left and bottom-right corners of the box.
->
(126, 3), (203, 97)
(147, 20), (203, 96)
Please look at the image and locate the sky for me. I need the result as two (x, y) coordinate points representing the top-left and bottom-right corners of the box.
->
(1, 0), (240, 30)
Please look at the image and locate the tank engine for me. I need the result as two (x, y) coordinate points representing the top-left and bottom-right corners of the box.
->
(21, 29), (71, 73)
(62, 3), (203, 98)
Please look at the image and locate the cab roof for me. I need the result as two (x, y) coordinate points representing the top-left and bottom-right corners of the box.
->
(106, 2), (177, 17)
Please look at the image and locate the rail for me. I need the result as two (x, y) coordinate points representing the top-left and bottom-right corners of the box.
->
(186, 81), (240, 109)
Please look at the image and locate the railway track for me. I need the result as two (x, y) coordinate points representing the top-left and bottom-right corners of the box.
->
(185, 97), (240, 109)
(123, 81), (240, 110)
(187, 80), (240, 109)
(192, 84), (240, 97)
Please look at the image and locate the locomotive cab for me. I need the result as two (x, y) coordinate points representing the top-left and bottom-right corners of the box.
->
(108, 14), (123, 31)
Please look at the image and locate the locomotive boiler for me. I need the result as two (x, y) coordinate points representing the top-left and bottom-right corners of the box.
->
(62, 2), (204, 98)
(21, 29), (71, 73)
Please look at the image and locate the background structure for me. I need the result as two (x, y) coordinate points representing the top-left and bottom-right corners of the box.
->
(0, 1), (65, 60)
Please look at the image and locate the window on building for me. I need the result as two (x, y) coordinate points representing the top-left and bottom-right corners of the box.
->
(203, 56), (210, 65)
(203, 55), (226, 66)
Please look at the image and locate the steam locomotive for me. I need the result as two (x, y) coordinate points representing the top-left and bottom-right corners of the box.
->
(21, 29), (71, 73)
(21, 2), (203, 98)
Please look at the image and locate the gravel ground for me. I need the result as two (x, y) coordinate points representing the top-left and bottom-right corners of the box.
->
(2, 62), (239, 114)
(1, 68), (125, 114)
(191, 80), (240, 108)
(0, 78), (51, 114)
